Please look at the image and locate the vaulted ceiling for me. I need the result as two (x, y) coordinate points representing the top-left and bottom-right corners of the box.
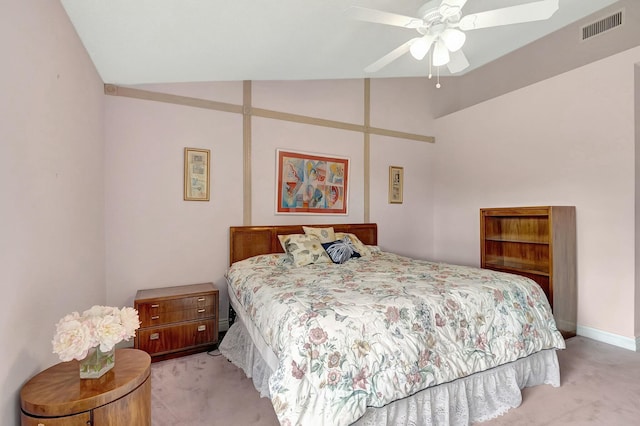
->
(60, 0), (621, 85)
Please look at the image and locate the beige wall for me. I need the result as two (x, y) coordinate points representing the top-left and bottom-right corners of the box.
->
(0, 1), (105, 424)
(103, 47), (640, 348)
(433, 46), (640, 346)
(103, 79), (436, 323)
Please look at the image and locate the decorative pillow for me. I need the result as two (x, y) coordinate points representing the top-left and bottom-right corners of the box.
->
(334, 232), (371, 257)
(322, 237), (361, 264)
(278, 234), (332, 267)
(303, 226), (336, 243)
(277, 233), (305, 251)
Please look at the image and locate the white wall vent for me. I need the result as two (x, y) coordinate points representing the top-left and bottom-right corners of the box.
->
(581, 10), (623, 41)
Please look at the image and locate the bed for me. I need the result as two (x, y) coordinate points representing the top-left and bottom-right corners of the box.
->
(220, 223), (565, 425)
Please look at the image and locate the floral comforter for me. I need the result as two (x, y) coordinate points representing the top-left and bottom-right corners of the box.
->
(226, 250), (565, 426)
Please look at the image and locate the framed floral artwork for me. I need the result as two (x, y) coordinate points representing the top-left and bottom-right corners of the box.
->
(389, 165), (403, 204)
(276, 149), (349, 214)
(184, 148), (210, 201)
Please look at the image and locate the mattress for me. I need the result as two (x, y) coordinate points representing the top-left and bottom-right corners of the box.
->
(222, 250), (565, 425)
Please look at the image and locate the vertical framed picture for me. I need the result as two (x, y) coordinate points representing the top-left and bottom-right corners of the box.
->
(184, 148), (210, 201)
(389, 166), (403, 204)
(276, 149), (349, 214)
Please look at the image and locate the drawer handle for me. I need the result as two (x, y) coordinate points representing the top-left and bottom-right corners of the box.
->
(151, 315), (160, 320)
(197, 325), (206, 332)
(197, 309), (205, 313)
(150, 333), (160, 340)
(197, 297), (205, 302)
(151, 304), (159, 308)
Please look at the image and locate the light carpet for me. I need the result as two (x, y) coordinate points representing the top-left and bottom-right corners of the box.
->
(150, 350), (279, 426)
(151, 336), (640, 425)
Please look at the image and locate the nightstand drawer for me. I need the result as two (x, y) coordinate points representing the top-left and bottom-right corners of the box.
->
(136, 319), (216, 356)
(137, 294), (214, 326)
(138, 303), (215, 327)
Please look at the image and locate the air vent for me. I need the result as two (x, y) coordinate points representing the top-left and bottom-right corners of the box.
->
(581, 10), (623, 41)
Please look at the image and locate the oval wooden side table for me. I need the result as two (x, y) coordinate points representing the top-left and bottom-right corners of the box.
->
(20, 348), (151, 426)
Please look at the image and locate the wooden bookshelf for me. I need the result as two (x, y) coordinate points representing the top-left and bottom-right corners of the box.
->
(480, 206), (576, 337)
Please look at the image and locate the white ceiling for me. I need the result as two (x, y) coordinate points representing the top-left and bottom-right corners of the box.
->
(60, 0), (620, 85)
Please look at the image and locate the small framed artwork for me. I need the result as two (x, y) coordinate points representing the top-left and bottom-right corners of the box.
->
(184, 148), (210, 201)
(276, 149), (349, 214)
(389, 166), (403, 204)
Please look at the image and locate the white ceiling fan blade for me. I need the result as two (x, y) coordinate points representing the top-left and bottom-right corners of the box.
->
(439, 0), (469, 18)
(447, 49), (470, 73)
(458, 0), (559, 31)
(345, 6), (424, 29)
(364, 38), (418, 73)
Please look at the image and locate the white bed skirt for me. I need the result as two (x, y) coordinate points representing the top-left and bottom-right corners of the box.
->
(220, 320), (560, 426)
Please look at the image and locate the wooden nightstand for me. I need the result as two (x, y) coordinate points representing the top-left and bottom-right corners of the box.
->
(134, 282), (219, 361)
(20, 348), (151, 425)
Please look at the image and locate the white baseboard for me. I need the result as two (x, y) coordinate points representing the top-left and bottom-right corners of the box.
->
(576, 325), (639, 351)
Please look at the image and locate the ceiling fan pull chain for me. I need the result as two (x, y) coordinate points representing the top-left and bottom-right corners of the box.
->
(436, 67), (441, 89)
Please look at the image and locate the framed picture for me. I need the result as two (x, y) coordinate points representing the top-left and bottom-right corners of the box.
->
(389, 165), (403, 204)
(184, 148), (210, 201)
(276, 149), (349, 214)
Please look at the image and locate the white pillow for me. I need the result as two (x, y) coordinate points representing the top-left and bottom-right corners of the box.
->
(302, 226), (336, 243)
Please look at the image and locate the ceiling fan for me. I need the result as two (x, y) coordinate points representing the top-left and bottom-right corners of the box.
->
(346, 0), (560, 85)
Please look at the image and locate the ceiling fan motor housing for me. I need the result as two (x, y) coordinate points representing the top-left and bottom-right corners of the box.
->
(416, 6), (462, 36)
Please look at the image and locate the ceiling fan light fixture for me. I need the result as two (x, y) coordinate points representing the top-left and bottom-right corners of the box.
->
(441, 28), (466, 52)
(409, 37), (430, 60)
(432, 39), (450, 67)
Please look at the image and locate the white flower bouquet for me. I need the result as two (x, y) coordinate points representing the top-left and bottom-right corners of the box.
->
(52, 305), (141, 362)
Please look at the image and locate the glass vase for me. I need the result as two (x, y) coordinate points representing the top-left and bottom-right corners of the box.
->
(79, 346), (115, 379)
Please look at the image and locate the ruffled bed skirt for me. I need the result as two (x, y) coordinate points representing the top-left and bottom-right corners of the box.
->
(220, 321), (560, 425)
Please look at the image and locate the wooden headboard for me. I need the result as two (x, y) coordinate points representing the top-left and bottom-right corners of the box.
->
(229, 223), (378, 265)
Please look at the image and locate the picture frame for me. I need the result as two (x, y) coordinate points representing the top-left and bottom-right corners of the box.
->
(389, 165), (403, 204)
(184, 148), (210, 201)
(276, 149), (349, 214)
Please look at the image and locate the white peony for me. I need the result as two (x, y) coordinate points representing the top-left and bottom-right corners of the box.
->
(120, 307), (141, 339)
(52, 305), (141, 361)
(94, 314), (126, 352)
(51, 312), (92, 362)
